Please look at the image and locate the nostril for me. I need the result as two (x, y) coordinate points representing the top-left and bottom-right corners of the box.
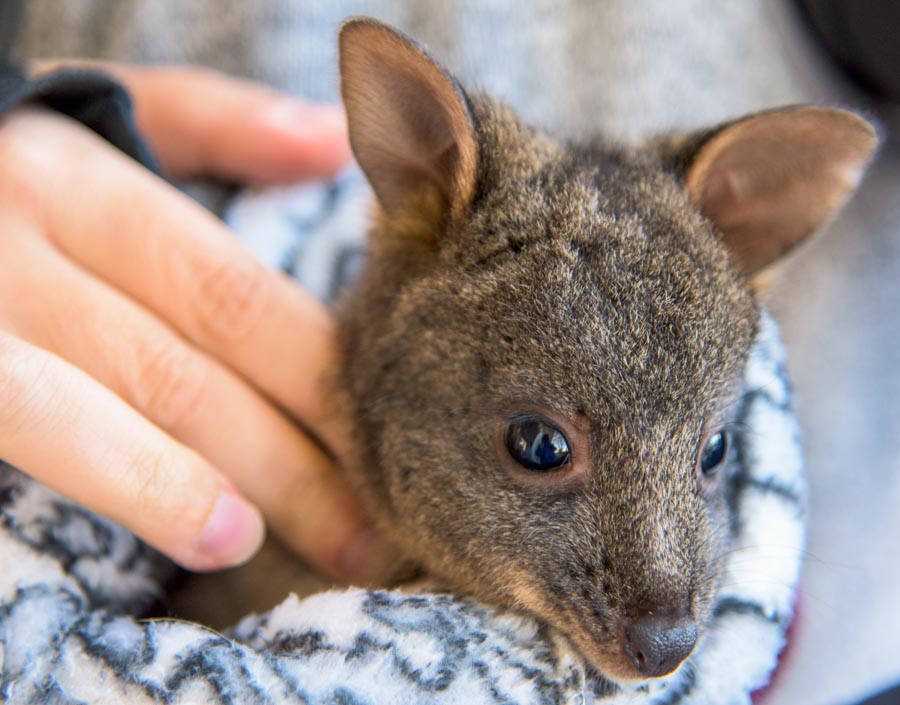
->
(624, 612), (698, 678)
(632, 645), (646, 667)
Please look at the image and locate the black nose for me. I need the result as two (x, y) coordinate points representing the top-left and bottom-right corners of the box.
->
(624, 611), (698, 678)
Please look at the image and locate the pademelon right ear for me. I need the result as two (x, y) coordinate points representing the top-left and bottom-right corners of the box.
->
(339, 18), (478, 223)
(681, 107), (878, 276)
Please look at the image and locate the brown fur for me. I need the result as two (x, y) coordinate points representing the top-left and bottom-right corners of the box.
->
(334, 18), (876, 683)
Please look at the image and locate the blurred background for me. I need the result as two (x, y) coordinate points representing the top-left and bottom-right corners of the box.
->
(9, 1), (900, 703)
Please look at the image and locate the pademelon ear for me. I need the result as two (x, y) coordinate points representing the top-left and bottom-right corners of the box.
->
(338, 18), (477, 222)
(683, 107), (877, 275)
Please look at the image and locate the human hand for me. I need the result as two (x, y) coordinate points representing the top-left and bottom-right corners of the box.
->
(0, 64), (393, 580)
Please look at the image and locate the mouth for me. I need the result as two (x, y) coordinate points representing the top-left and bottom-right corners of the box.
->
(507, 575), (698, 682)
(577, 642), (653, 683)
(570, 623), (696, 684)
(546, 602), (700, 684)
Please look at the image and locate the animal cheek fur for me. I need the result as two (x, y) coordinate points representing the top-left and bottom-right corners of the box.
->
(687, 506), (731, 619)
(502, 564), (615, 638)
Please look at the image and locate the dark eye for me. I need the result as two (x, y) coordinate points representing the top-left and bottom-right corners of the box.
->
(505, 416), (571, 471)
(699, 431), (728, 476)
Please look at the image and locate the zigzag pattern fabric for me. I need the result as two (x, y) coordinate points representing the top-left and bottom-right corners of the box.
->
(0, 173), (805, 705)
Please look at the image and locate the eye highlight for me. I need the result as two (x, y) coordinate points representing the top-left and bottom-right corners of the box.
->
(698, 430), (729, 477)
(505, 416), (571, 471)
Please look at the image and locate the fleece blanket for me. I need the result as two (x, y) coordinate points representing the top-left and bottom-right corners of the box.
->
(0, 172), (805, 705)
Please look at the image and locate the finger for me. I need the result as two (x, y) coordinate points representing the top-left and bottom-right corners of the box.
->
(0, 208), (390, 583)
(0, 331), (264, 571)
(1, 109), (346, 460)
(33, 60), (352, 183)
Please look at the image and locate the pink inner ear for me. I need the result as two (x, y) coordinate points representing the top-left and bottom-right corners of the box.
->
(339, 19), (477, 219)
(685, 108), (877, 276)
(701, 169), (744, 225)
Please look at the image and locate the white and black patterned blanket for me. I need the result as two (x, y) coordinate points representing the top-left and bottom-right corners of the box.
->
(0, 173), (805, 705)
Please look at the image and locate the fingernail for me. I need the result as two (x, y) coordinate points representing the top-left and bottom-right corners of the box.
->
(259, 100), (348, 139)
(338, 525), (402, 585)
(195, 488), (265, 569)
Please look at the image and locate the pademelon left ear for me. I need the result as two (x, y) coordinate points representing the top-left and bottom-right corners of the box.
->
(684, 107), (878, 275)
(338, 17), (477, 221)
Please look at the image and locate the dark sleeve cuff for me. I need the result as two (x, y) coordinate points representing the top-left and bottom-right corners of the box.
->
(0, 63), (159, 173)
